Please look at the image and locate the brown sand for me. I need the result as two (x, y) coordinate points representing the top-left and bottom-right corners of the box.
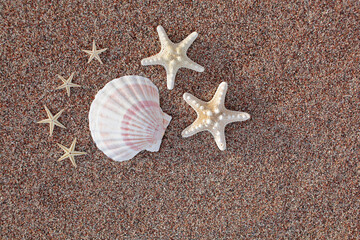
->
(1, 1), (359, 239)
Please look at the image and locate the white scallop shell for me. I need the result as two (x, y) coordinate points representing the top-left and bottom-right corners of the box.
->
(89, 75), (171, 162)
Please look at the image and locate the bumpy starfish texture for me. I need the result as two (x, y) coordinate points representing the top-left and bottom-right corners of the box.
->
(37, 105), (66, 136)
(82, 40), (107, 64)
(182, 82), (250, 151)
(141, 25), (204, 90)
(56, 72), (80, 97)
(57, 138), (87, 168)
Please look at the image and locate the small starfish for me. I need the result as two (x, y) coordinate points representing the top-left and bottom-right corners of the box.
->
(37, 105), (66, 136)
(56, 72), (80, 97)
(82, 40), (107, 64)
(57, 138), (87, 168)
(141, 25), (204, 90)
(182, 82), (250, 151)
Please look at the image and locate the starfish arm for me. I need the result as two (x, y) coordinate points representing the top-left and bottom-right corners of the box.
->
(94, 54), (104, 64)
(209, 126), (227, 151)
(82, 49), (93, 55)
(181, 119), (207, 137)
(181, 57), (204, 72)
(95, 48), (107, 54)
(44, 105), (53, 118)
(183, 92), (207, 110)
(87, 54), (95, 63)
(210, 82), (228, 107)
(157, 25), (171, 48)
(56, 83), (66, 90)
(178, 31), (198, 52)
(57, 75), (67, 84)
(68, 72), (75, 82)
(67, 83), (81, 88)
(70, 138), (77, 152)
(69, 155), (77, 168)
(165, 64), (180, 90)
(57, 143), (69, 152)
(57, 153), (69, 161)
(49, 122), (54, 136)
(37, 119), (52, 124)
(141, 54), (164, 66)
(53, 109), (64, 120)
(72, 151), (87, 156)
(66, 86), (71, 96)
(223, 110), (251, 124)
(53, 120), (66, 129)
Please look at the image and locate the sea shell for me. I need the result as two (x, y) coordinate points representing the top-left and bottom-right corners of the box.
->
(89, 75), (171, 162)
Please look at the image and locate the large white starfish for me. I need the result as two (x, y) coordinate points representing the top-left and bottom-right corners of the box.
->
(182, 82), (250, 151)
(141, 25), (204, 90)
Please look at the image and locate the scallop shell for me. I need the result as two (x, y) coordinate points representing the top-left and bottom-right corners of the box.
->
(89, 75), (171, 162)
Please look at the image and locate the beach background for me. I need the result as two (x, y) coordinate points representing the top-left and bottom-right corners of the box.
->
(1, 1), (359, 238)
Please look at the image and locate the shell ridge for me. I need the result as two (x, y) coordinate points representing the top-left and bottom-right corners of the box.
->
(98, 98), (157, 129)
(110, 80), (160, 127)
(132, 76), (160, 124)
(121, 79), (160, 125)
